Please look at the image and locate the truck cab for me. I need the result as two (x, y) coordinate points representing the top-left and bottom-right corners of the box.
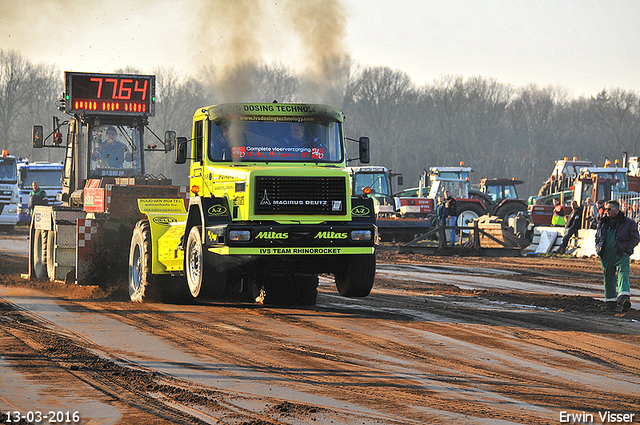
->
(0, 151), (19, 232)
(347, 166), (402, 216)
(17, 160), (63, 223)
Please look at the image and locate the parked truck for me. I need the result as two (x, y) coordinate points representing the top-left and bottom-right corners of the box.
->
(16, 160), (63, 224)
(347, 166), (401, 216)
(0, 150), (19, 233)
(346, 166), (431, 242)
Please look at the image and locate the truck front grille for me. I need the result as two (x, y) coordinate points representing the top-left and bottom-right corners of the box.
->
(255, 176), (346, 215)
(0, 190), (13, 203)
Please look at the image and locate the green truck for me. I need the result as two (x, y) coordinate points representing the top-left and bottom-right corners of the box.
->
(132, 102), (377, 305)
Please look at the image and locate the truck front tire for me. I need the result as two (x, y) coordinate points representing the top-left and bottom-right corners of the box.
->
(129, 220), (163, 303)
(185, 226), (226, 299)
(334, 253), (376, 297)
(46, 229), (56, 280)
(32, 229), (48, 280)
(255, 274), (318, 305)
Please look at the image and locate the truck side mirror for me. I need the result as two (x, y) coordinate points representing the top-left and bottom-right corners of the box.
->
(175, 137), (188, 164)
(164, 131), (176, 151)
(33, 125), (44, 148)
(397, 175), (403, 186)
(358, 137), (370, 164)
(20, 167), (27, 182)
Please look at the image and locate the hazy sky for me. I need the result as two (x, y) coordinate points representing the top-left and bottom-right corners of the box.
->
(1, 0), (639, 98)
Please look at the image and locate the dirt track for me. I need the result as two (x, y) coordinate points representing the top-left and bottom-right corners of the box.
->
(1, 242), (640, 424)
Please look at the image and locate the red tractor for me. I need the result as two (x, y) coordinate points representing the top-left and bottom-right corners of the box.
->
(397, 166), (528, 227)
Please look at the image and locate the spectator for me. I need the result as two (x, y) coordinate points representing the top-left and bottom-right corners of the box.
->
(618, 198), (628, 217)
(435, 195), (445, 227)
(557, 200), (582, 254)
(443, 190), (457, 246)
(583, 197), (595, 229)
(592, 200), (606, 229)
(28, 181), (47, 215)
(630, 200), (640, 224)
(551, 198), (565, 226)
(595, 200), (639, 313)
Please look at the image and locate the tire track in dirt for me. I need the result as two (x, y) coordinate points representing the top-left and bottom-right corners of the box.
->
(2, 249), (640, 424)
(58, 285), (640, 425)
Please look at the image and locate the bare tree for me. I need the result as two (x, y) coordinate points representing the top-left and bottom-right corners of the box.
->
(253, 63), (300, 103)
(0, 50), (34, 154)
(588, 88), (640, 159)
(343, 66), (417, 172)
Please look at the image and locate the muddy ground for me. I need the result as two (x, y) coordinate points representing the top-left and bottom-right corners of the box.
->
(1, 240), (639, 424)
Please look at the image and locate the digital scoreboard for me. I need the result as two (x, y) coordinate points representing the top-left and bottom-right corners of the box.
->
(64, 72), (155, 116)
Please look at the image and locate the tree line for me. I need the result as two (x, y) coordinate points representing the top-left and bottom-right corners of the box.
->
(1, 49), (639, 196)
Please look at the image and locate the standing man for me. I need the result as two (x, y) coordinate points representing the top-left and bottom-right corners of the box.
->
(443, 190), (457, 246)
(435, 195), (446, 227)
(592, 200), (606, 229)
(557, 200), (582, 254)
(551, 198), (565, 226)
(28, 181), (47, 216)
(583, 197), (595, 229)
(595, 200), (640, 313)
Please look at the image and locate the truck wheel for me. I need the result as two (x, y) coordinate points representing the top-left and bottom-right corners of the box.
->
(46, 229), (56, 280)
(456, 203), (485, 232)
(296, 275), (319, 305)
(334, 254), (376, 297)
(161, 276), (193, 304)
(128, 220), (163, 303)
(185, 226), (225, 299)
(496, 203), (527, 222)
(257, 275), (318, 305)
(33, 229), (48, 280)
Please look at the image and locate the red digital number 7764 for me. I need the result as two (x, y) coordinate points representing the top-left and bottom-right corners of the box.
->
(90, 77), (147, 100)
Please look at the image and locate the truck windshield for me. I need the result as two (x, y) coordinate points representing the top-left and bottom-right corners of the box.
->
(485, 184), (518, 201)
(439, 171), (470, 180)
(430, 180), (467, 199)
(598, 171), (627, 191)
(20, 170), (62, 189)
(208, 119), (343, 163)
(89, 125), (143, 177)
(354, 173), (390, 196)
(0, 158), (17, 183)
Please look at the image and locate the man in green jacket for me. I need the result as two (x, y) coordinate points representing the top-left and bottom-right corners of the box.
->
(28, 181), (47, 216)
(595, 200), (640, 313)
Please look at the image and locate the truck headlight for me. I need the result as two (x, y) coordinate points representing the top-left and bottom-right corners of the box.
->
(229, 230), (251, 241)
(350, 230), (372, 241)
(5, 205), (17, 214)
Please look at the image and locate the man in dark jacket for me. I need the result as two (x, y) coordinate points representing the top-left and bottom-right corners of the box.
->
(595, 200), (640, 312)
(443, 191), (457, 246)
(557, 200), (582, 254)
(28, 181), (47, 216)
(435, 195), (446, 227)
